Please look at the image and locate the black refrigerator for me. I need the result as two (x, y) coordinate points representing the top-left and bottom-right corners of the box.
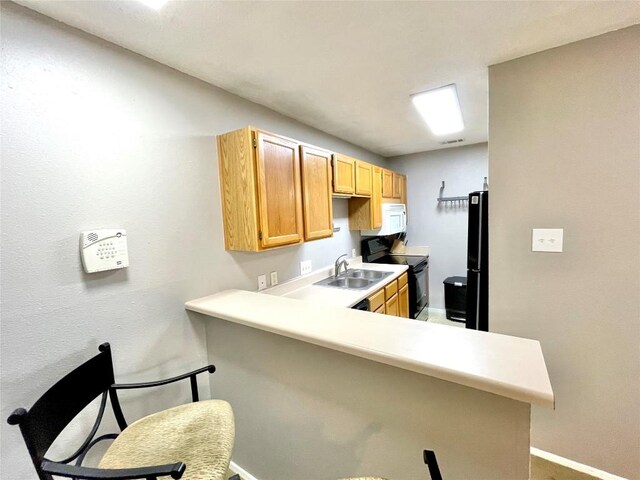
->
(466, 191), (488, 331)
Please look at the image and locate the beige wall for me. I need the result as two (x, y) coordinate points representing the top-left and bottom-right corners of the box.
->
(489, 25), (640, 479)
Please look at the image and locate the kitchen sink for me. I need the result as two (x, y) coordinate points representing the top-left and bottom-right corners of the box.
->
(313, 269), (392, 290)
(327, 277), (371, 288)
(347, 269), (388, 280)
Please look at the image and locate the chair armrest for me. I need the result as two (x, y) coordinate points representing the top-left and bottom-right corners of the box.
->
(108, 365), (216, 430)
(41, 460), (186, 480)
(111, 365), (215, 390)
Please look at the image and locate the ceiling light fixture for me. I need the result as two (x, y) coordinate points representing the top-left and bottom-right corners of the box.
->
(411, 84), (464, 136)
(137, 0), (170, 10)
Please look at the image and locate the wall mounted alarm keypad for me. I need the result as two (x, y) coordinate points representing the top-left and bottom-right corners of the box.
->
(80, 229), (129, 273)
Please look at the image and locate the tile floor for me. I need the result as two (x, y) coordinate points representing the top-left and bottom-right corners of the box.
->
(418, 307), (465, 328)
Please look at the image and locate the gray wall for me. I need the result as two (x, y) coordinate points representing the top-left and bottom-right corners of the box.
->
(0, 4), (385, 479)
(389, 143), (488, 309)
(489, 25), (640, 479)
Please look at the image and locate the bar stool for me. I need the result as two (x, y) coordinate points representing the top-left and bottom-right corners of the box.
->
(7, 343), (237, 480)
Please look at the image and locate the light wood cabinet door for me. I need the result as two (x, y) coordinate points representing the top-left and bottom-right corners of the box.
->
(382, 169), (394, 198)
(300, 146), (333, 241)
(398, 283), (410, 318)
(371, 166), (383, 228)
(384, 279), (398, 299)
(374, 304), (386, 314)
(255, 131), (304, 248)
(368, 289), (385, 312)
(333, 154), (355, 194)
(400, 175), (407, 206)
(347, 165), (382, 230)
(355, 161), (372, 196)
(385, 293), (399, 317)
(218, 127), (260, 252)
(392, 173), (403, 198)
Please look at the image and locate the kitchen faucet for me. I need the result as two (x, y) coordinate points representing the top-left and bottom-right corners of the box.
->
(334, 254), (349, 277)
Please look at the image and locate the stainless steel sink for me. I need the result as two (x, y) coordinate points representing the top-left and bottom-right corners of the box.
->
(347, 269), (389, 280)
(313, 269), (392, 290)
(327, 277), (371, 288)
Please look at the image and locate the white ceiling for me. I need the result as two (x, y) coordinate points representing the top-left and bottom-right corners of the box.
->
(15, 0), (640, 157)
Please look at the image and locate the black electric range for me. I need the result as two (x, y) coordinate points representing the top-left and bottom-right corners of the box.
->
(361, 237), (429, 319)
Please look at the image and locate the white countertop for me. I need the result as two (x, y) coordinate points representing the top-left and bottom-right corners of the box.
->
(261, 258), (408, 308)
(186, 289), (554, 408)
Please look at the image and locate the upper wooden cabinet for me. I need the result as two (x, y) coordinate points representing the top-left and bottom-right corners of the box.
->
(300, 146), (333, 241)
(348, 165), (382, 230)
(400, 175), (407, 206)
(382, 169), (394, 198)
(371, 166), (383, 229)
(218, 126), (407, 249)
(332, 154), (356, 194)
(392, 173), (402, 198)
(354, 161), (372, 196)
(217, 127), (304, 251)
(255, 131), (304, 248)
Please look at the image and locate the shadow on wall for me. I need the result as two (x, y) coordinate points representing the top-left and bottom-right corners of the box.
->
(81, 268), (129, 290)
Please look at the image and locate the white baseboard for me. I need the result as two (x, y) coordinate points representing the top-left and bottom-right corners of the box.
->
(232, 451), (626, 480)
(229, 461), (260, 480)
(530, 447), (628, 480)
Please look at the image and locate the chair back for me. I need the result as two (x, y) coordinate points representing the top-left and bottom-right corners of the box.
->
(7, 343), (116, 478)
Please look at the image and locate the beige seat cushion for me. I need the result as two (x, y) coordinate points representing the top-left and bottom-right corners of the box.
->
(100, 399), (234, 480)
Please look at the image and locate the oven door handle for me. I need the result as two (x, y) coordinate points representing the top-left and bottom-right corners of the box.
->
(412, 263), (428, 274)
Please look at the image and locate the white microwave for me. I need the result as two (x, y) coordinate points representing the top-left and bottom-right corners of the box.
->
(361, 203), (406, 236)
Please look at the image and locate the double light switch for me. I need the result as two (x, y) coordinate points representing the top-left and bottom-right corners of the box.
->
(531, 228), (563, 253)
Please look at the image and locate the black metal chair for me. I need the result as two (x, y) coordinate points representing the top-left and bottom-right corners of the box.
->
(7, 342), (237, 480)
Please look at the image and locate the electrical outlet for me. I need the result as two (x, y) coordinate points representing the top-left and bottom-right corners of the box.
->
(351, 248), (357, 258)
(532, 228), (564, 253)
(257, 274), (267, 291)
(300, 260), (312, 275)
(270, 271), (278, 286)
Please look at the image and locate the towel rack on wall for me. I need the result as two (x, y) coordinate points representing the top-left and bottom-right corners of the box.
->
(437, 177), (488, 205)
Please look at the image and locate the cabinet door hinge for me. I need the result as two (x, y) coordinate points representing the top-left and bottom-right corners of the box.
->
(253, 138), (257, 148)
(258, 231), (263, 240)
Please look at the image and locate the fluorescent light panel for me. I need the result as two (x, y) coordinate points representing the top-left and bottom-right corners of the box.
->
(411, 84), (464, 136)
(137, 0), (169, 10)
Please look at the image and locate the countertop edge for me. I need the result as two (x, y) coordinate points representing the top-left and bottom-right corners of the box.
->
(186, 292), (554, 409)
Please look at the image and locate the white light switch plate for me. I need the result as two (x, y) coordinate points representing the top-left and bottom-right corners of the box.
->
(270, 271), (278, 286)
(300, 260), (312, 275)
(532, 228), (563, 252)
